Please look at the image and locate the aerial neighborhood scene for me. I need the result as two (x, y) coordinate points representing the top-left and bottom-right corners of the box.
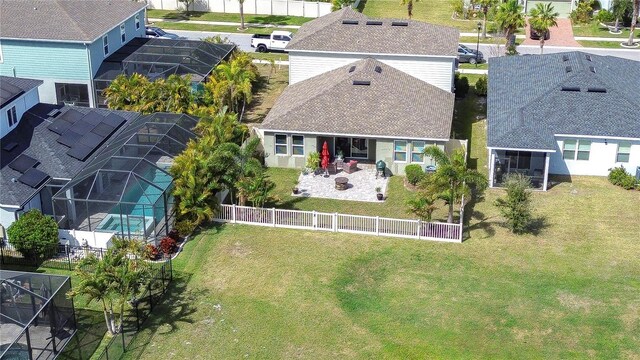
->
(0, 0), (639, 358)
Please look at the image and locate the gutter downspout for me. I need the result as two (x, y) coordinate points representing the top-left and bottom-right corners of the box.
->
(85, 43), (96, 107)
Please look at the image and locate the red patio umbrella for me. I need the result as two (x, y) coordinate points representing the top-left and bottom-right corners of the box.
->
(321, 141), (330, 171)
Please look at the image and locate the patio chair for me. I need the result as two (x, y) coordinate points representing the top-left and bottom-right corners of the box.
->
(343, 160), (358, 174)
(326, 163), (337, 175)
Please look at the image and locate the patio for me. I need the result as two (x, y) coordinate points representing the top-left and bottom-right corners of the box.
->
(295, 168), (388, 202)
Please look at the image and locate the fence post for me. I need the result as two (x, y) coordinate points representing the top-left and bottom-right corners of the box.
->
(272, 208), (276, 227)
(148, 283), (153, 311)
(67, 252), (72, 271)
(333, 213), (338, 232)
(312, 211), (317, 229)
(375, 216), (379, 236)
(417, 220), (421, 240)
(232, 204), (237, 224)
(121, 330), (126, 352)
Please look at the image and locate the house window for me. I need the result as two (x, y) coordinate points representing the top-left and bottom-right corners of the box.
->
(135, 14), (141, 30)
(563, 139), (590, 160)
(616, 142), (631, 163)
(577, 140), (591, 160)
(103, 35), (109, 56)
(292, 135), (304, 156)
(394, 140), (407, 162)
(7, 106), (17, 127)
(275, 134), (287, 155)
(55, 83), (90, 107)
(411, 141), (425, 163)
(120, 24), (126, 44)
(562, 140), (576, 160)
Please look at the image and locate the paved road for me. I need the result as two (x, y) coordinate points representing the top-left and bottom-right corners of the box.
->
(173, 30), (640, 61)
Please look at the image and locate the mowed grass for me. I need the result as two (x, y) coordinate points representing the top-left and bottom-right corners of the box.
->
(577, 40), (640, 49)
(152, 21), (282, 35)
(125, 176), (640, 358)
(147, 9), (313, 26)
(243, 65), (289, 124)
(572, 21), (639, 38)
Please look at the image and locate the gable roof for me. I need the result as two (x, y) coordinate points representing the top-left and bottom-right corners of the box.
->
(0, 104), (138, 207)
(286, 7), (459, 57)
(487, 52), (640, 151)
(0, 76), (43, 109)
(259, 58), (454, 140)
(0, 0), (146, 43)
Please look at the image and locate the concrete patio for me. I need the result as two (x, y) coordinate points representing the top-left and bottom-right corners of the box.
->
(295, 168), (388, 202)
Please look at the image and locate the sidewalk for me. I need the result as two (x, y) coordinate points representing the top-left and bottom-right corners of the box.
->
(148, 18), (301, 29)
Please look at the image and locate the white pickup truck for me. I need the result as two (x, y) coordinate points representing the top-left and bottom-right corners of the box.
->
(251, 31), (293, 52)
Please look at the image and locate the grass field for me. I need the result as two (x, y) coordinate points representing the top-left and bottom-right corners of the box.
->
(152, 21), (284, 35)
(147, 9), (312, 26)
(243, 65), (289, 124)
(572, 21), (639, 38)
(577, 40), (640, 49)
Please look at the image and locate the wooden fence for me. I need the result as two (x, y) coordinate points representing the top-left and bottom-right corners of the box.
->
(215, 205), (463, 243)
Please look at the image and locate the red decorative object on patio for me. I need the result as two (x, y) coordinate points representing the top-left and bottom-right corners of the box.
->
(321, 141), (330, 172)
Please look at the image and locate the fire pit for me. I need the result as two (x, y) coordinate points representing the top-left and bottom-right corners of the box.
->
(335, 177), (349, 190)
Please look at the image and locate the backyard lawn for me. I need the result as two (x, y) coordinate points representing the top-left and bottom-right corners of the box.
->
(147, 9), (313, 26)
(243, 65), (289, 124)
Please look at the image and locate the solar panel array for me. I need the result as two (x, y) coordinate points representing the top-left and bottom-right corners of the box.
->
(48, 109), (126, 161)
(8, 154), (50, 189)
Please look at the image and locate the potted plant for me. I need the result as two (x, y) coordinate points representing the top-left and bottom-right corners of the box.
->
(375, 187), (383, 201)
(336, 150), (344, 161)
(306, 152), (320, 175)
(292, 180), (300, 194)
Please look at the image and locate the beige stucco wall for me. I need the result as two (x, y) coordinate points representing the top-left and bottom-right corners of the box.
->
(376, 139), (445, 176)
(264, 132), (318, 169)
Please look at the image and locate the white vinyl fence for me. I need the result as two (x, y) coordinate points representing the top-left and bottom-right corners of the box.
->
(148, 0), (333, 18)
(215, 205), (464, 242)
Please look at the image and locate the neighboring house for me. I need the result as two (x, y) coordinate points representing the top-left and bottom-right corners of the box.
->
(256, 58), (456, 175)
(0, 0), (146, 107)
(487, 51), (640, 191)
(285, 7), (459, 92)
(1, 76), (42, 139)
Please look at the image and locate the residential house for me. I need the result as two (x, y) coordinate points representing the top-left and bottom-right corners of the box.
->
(487, 51), (640, 191)
(285, 7), (460, 92)
(257, 58), (456, 175)
(0, 0), (147, 107)
(1, 76), (42, 139)
(520, 0), (576, 17)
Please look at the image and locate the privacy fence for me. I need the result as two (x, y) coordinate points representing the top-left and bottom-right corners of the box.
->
(148, 0), (333, 18)
(214, 204), (464, 242)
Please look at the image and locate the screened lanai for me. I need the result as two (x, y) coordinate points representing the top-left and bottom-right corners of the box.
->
(52, 113), (199, 241)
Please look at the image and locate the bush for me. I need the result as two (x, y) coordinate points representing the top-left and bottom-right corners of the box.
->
(175, 219), (196, 237)
(332, 0), (354, 11)
(475, 75), (488, 96)
(570, 0), (595, 24)
(595, 9), (615, 22)
(454, 73), (470, 98)
(159, 237), (178, 255)
(7, 209), (59, 260)
(405, 164), (425, 185)
(306, 151), (320, 171)
(608, 166), (636, 190)
(494, 174), (533, 234)
(145, 244), (160, 260)
(168, 228), (181, 242)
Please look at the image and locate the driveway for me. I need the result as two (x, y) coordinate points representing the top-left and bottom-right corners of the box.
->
(522, 18), (581, 47)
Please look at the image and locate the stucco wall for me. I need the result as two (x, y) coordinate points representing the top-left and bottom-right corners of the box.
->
(549, 137), (640, 176)
(0, 206), (17, 230)
(0, 87), (39, 138)
(264, 132), (318, 169)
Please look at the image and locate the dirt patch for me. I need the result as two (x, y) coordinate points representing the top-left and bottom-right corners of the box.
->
(228, 241), (252, 258)
(621, 303), (640, 331)
(557, 291), (602, 312)
(403, 177), (418, 191)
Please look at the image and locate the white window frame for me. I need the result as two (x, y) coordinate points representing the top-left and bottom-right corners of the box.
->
(411, 141), (426, 163)
(291, 135), (305, 157)
(393, 140), (408, 163)
(135, 14), (141, 30)
(120, 23), (126, 44)
(0, 39), (3, 63)
(7, 106), (17, 127)
(616, 142), (631, 163)
(562, 139), (591, 161)
(576, 140), (591, 161)
(274, 133), (288, 156)
(103, 35), (109, 57)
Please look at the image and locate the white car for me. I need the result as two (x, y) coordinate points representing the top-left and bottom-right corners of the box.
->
(251, 31), (293, 52)
(145, 26), (182, 40)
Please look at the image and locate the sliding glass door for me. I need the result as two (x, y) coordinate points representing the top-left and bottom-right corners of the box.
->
(335, 137), (368, 159)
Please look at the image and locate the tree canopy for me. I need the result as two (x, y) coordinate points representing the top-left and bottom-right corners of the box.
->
(7, 209), (59, 261)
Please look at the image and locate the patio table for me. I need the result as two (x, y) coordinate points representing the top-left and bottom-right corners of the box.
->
(335, 177), (349, 190)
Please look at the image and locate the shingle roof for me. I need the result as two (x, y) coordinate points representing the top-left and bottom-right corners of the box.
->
(259, 58), (454, 140)
(0, 0), (146, 42)
(487, 52), (640, 151)
(0, 76), (43, 109)
(286, 7), (459, 57)
(0, 104), (139, 206)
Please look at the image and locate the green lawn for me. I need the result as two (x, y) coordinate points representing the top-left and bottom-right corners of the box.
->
(459, 62), (488, 70)
(147, 9), (313, 26)
(248, 52), (289, 62)
(153, 21), (284, 35)
(572, 21), (639, 38)
(243, 64), (289, 124)
(577, 40), (640, 49)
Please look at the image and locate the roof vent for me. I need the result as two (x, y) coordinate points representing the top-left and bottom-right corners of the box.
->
(561, 86), (580, 92)
(349, 65), (356, 73)
(587, 87), (607, 93)
(342, 20), (359, 25)
(589, 66), (595, 73)
(562, 54), (569, 62)
(374, 65), (382, 73)
(565, 66), (572, 73)
(353, 80), (371, 86)
(391, 21), (409, 26)
(366, 20), (383, 25)
(585, 54), (592, 61)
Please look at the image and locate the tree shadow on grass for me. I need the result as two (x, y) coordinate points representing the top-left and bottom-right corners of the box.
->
(528, 215), (550, 236)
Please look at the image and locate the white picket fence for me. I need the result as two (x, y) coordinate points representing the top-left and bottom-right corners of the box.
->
(215, 205), (463, 243)
(148, 0), (333, 18)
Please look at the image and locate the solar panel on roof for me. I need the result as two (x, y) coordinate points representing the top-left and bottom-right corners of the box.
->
(47, 118), (73, 135)
(2, 142), (18, 152)
(79, 132), (106, 147)
(82, 112), (106, 126)
(9, 154), (40, 173)
(72, 120), (96, 135)
(57, 130), (82, 147)
(67, 144), (95, 161)
(18, 168), (50, 188)
(103, 113), (126, 128)
(91, 122), (117, 137)
(60, 108), (84, 123)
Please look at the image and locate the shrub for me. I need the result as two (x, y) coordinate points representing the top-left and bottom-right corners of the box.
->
(145, 244), (160, 260)
(450, 0), (464, 17)
(159, 237), (178, 255)
(454, 73), (470, 98)
(7, 209), (59, 260)
(175, 219), (196, 237)
(332, 0), (355, 11)
(595, 9), (615, 22)
(306, 151), (320, 171)
(608, 166), (636, 190)
(405, 164), (425, 185)
(168, 228), (181, 242)
(505, 44), (519, 56)
(494, 174), (533, 234)
(475, 75), (488, 96)
(570, 0), (594, 24)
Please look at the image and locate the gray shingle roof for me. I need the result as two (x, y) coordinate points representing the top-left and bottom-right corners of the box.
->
(487, 52), (640, 151)
(0, 104), (139, 206)
(259, 58), (454, 140)
(0, 0), (146, 42)
(0, 76), (43, 108)
(286, 7), (459, 57)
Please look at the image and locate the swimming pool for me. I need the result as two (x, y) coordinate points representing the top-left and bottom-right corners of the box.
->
(97, 214), (155, 235)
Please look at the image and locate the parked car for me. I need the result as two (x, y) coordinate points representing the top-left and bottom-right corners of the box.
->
(457, 44), (484, 64)
(530, 28), (550, 40)
(145, 26), (182, 39)
(251, 31), (293, 52)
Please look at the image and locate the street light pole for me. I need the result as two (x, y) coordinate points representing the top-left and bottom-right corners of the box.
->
(476, 22), (481, 68)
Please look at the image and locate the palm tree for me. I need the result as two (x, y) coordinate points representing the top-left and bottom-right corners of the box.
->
(611, 0), (633, 33)
(211, 54), (258, 120)
(529, 2), (559, 54)
(422, 146), (488, 223)
(400, 0), (420, 19)
(238, 0), (247, 30)
(626, 0), (639, 46)
(495, 0), (526, 47)
(477, 0), (497, 38)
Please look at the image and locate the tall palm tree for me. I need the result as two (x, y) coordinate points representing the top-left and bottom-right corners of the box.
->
(423, 146), (488, 223)
(238, 0), (247, 30)
(626, 0), (639, 46)
(495, 0), (526, 47)
(611, 0), (633, 33)
(400, 0), (420, 19)
(477, 0), (497, 38)
(529, 2), (559, 54)
(211, 54), (258, 120)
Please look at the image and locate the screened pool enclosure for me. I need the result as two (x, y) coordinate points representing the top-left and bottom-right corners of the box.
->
(52, 113), (199, 240)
